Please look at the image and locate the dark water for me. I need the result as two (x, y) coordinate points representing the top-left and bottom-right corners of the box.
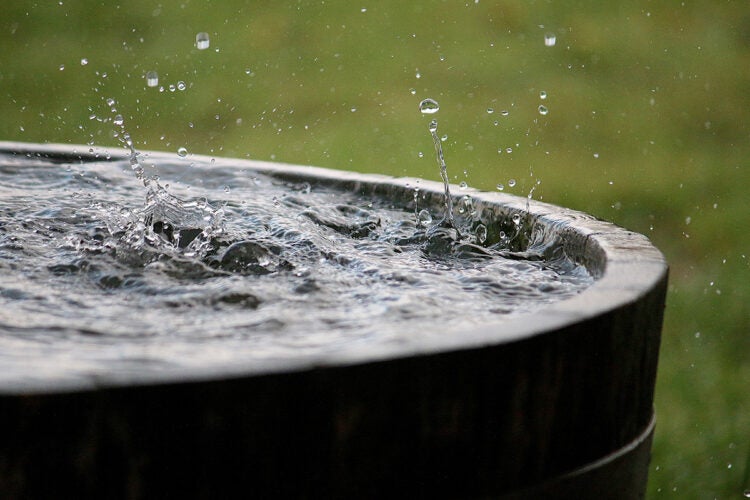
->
(0, 150), (592, 384)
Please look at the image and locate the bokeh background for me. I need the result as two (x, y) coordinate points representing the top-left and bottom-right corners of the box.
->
(1, 1), (748, 497)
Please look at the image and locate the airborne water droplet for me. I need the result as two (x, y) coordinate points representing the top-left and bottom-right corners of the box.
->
(476, 224), (487, 244)
(496, 183), (504, 191)
(428, 119), (438, 132)
(544, 32), (557, 47)
(196, 32), (210, 50)
(146, 71), (159, 87)
(177, 147), (188, 157)
(417, 209), (433, 227)
(419, 98), (440, 115)
(177, 81), (186, 91)
(508, 179), (516, 187)
(540, 90), (547, 100)
(80, 58), (88, 66)
(512, 213), (521, 225)
(538, 105), (549, 115)
(113, 114), (124, 126)
(486, 108), (494, 114)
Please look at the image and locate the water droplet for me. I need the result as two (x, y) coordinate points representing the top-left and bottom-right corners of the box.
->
(80, 58), (88, 66)
(486, 108), (494, 114)
(441, 134), (448, 142)
(177, 147), (188, 157)
(538, 105), (549, 115)
(419, 98), (439, 115)
(506, 147), (513, 154)
(428, 119), (438, 133)
(593, 152), (599, 159)
(168, 84), (176, 92)
(500, 110), (509, 116)
(459, 181), (468, 190)
(177, 81), (186, 91)
(539, 90), (547, 100)
(476, 224), (487, 244)
(544, 32), (557, 47)
(146, 71), (158, 87)
(417, 209), (433, 227)
(195, 32), (210, 50)
(496, 183), (504, 191)
(512, 213), (521, 225)
(417, 151), (424, 158)
(409, 88), (417, 95)
(59, 64), (65, 71)
(223, 185), (230, 193)
(415, 70), (421, 79)
(743, 489), (750, 498)
(106, 98), (116, 107)
(508, 179), (516, 187)
(113, 114), (124, 126)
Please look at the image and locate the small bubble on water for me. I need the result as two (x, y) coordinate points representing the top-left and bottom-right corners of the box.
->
(177, 81), (186, 91)
(544, 32), (557, 47)
(508, 178), (516, 187)
(145, 71), (158, 87)
(80, 58), (88, 66)
(538, 105), (549, 115)
(417, 209), (433, 227)
(476, 224), (487, 244)
(496, 183), (504, 191)
(177, 147), (188, 157)
(195, 32), (210, 50)
(540, 90), (547, 100)
(113, 114), (124, 126)
(419, 98), (439, 114)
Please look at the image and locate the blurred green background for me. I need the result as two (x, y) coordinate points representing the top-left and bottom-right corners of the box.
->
(1, 1), (748, 497)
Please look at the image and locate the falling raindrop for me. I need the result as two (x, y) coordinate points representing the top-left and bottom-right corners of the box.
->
(508, 179), (516, 187)
(540, 90), (547, 100)
(496, 183), (504, 191)
(177, 147), (188, 157)
(544, 32), (557, 47)
(146, 71), (159, 87)
(419, 98), (439, 114)
(409, 88), (417, 95)
(113, 115), (124, 126)
(177, 81), (186, 91)
(500, 110), (509, 116)
(538, 105), (549, 115)
(486, 108), (494, 114)
(195, 32), (210, 50)
(80, 58), (88, 66)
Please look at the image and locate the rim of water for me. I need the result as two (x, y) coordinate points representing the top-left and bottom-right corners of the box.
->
(0, 140), (667, 394)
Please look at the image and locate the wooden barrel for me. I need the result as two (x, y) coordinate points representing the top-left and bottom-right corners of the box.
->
(0, 142), (667, 499)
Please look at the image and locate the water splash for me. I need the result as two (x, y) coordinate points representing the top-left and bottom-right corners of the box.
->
(426, 116), (456, 229)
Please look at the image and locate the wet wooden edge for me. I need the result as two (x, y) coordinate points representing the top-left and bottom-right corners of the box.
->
(0, 141), (668, 393)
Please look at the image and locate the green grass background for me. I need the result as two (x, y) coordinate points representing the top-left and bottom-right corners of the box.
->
(1, 1), (748, 497)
